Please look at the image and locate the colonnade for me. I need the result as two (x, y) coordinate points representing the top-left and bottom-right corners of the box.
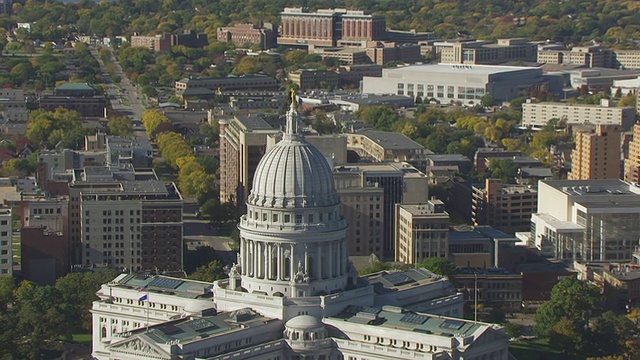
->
(241, 238), (348, 282)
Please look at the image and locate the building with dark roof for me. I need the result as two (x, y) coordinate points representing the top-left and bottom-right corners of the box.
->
(347, 129), (431, 167)
(175, 75), (278, 99)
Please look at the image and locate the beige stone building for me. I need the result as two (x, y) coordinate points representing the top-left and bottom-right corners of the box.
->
(568, 125), (622, 180)
(130, 34), (172, 52)
(472, 179), (537, 234)
(395, 200), (450, 264)
(537, 45), (613, 68)
(625, 123), (640, 183)
(435, 38), (537, 65)
(288, 69), (340, 90)
(333, 169), (384, 258)
(347, 129), (430, 167)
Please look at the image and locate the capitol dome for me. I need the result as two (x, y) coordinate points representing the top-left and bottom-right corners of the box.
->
(285, 315), (324, 331)
(246, 99), (339, 209)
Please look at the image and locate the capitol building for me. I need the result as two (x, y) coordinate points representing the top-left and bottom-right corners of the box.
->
(91, 98), (510, 360)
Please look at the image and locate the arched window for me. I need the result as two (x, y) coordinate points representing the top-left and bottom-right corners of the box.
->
(101, 327), (107, 338)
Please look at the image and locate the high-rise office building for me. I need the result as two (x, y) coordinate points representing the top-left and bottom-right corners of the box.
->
(625, 123), (640, 183)
(395, 200), (450, 264)
(472, 179), (537, 234)
(0, 208), (11, 277)
(218, 114), (280, 207)
(568, 125), (622, 180)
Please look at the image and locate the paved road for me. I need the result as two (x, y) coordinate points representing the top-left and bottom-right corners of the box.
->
(90, 47), (146, 121)
(89, 46), (235, 266)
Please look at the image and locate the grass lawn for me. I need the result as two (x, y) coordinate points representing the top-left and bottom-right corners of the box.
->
(509, 339), (565, 360)
(72, 333), (92, 344)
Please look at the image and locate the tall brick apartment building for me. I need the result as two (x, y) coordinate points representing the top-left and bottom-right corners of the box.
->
(278, 8), (386, 48)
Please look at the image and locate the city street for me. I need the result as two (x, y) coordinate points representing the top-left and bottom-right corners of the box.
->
(89, 47), (235, 265)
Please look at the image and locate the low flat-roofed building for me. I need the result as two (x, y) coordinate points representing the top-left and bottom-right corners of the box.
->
(299, 93), (414, 112)
(596, 265), (640, 311)
(347, 129), (431, 166)
(337, 64), (383, 85)
(426, 154), (472, 172)
(386, 29), (436, 43)
(363, 64), (558, 105)
(522, 98), (636, 130)
(360, 268), (464, 315)
(38, 95), (106, 117)
(474, 147), (521, 172)
(537, 45), (614, 68)
(456, 268), (523, 311)
(435, 38), (537, 65)
(175, 74), (278, 98)
(288, 69), (340, 90)
(314, 47), (369, 64)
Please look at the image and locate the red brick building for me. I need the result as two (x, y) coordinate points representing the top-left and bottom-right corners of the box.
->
(21, 226), (69, 285)
(217, 23), (276, 49)
(278, 8), (386, 48)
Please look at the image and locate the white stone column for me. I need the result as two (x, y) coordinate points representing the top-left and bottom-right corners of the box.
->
(304, 244), (309, 277)
(290, 243), (296, 279)
(342, 240), (347, 275)
(328, 242), (333, 278)
(267, 243), (272, 280)
(251, 240), (258, 278)
(316, 243), (322, 280)
(277, 243), (282, 281)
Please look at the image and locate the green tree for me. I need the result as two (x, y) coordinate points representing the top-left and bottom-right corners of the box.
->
(534, 276), (602, 338)
(359, 260), (392, 275)
(480, 94), (494, 108)
(199, 198), (235, 225)
(14, 281), (69, 357)
(588, 311), (638, 358)
(187, 260), (226, 282)
(55, 270), (119, 332)
(355, 105), (401, 132)
(549, 317), (585, 359)
(488, 159), (519, 182)
(107, 116), (133, 136)
(417, 257), (458, 281)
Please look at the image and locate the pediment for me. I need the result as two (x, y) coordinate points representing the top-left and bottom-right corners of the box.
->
(109, 335), (171, 359)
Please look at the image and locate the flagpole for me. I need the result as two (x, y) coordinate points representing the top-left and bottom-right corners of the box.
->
(145, 289), (149, 332)
(474, 273), (478, 324)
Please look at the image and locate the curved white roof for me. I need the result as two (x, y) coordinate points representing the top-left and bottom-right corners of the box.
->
(247, 101), (339, 209)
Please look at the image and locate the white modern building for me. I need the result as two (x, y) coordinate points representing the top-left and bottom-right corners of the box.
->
(522, 99), (636, 130)
(92, 99), (509, 360)
(531, 179), (640, 262)
(362, 64), (559, 105)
